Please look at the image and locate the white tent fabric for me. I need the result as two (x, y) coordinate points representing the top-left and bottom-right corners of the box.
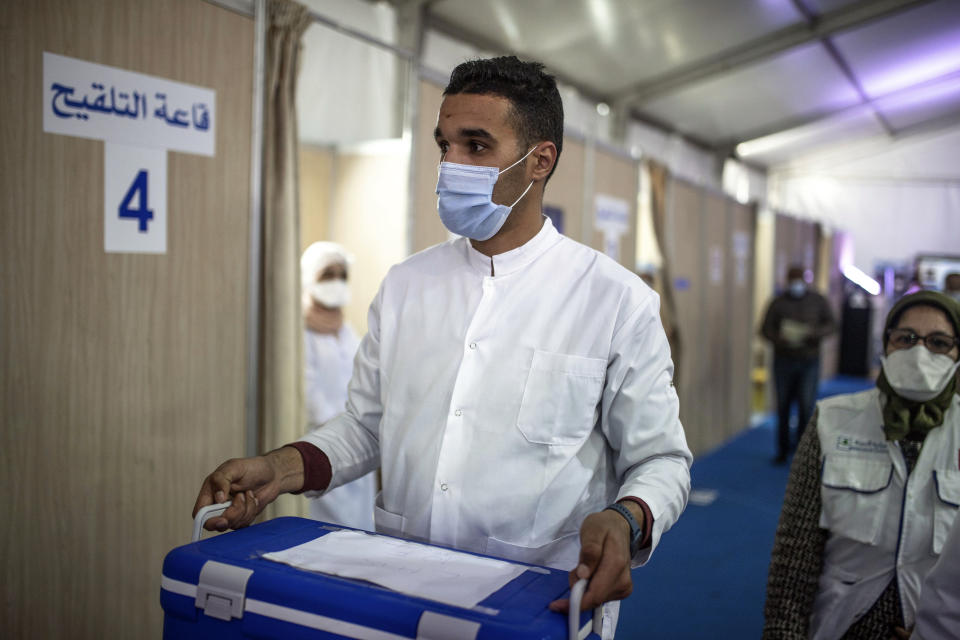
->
(769, 123), (960, 271)
(296, 0), (399, 146)
(770, 173), (960, 271)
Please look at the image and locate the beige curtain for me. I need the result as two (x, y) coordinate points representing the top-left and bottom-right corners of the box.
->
(647, 160), (682, 387)
(261, 0), (311, 518)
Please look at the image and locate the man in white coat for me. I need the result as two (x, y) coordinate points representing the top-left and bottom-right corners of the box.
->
(194, 56), (691, 637)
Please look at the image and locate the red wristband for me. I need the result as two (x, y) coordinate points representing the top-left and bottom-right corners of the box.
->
(286, 442), (332, 494)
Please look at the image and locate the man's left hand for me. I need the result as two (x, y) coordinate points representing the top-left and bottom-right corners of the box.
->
(548, 506), (636, 613)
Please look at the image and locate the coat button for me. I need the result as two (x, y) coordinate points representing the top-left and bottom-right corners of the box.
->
(469, 342), (477, 350)
(454, 409), (462, 417)
(440, 483), (448, 491)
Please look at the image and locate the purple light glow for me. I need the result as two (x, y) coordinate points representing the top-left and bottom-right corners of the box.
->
(836, 234), (879, 295)
(875, 74), (960, 112)
(837, 232), (855, 269)
(861, 37), (960, 97)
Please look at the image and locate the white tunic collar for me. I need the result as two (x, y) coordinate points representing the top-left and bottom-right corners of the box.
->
(463, 216), (562, 277)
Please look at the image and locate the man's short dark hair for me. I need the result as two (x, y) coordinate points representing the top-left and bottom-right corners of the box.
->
(444, 56), (564, 181)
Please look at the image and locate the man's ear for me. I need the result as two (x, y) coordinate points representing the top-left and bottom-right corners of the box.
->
(530, 142), (557, 181)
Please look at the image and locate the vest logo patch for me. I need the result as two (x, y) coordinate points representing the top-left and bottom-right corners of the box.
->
(836, 436), (886, 454)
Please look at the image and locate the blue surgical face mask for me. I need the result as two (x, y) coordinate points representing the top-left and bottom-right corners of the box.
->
(788, 280), (806, 298)
(435, 146), (536, 241)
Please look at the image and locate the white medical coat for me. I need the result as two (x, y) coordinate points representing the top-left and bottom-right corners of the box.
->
(300, 218), (691, 570)
(304, 324), (376, 530)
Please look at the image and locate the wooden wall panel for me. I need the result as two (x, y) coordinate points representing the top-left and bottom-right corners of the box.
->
(544, 138), (586, 241)
(799, 220), (818, 277)
(412, 79), (448, 253)
(328, 149), (409, 335)
(774, 213), (798, 288)
(591, 150), (638, 270)
(300, 144), (335, 253)
(728, 202), (757, 436)
(668, 183), (757, 454)
(753, 211), (776, 328)
(669, 181), (705, 453)
(0, 1), (252, 637)
(776, 214), (818, 281)
(702, 193), (729, 450)
(819, 231), (842, 380)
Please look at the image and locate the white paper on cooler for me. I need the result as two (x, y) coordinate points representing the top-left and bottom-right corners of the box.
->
(263, 530), (528, 609)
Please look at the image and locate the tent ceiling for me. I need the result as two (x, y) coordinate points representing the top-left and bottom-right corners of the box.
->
(412, 0), (960, 171)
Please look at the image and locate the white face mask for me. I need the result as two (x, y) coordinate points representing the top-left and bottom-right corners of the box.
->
(788, 280), (806, 298)
(881, 346), (960, 402)
(309, 280), (350, 308)
(435, 147), (536, 241)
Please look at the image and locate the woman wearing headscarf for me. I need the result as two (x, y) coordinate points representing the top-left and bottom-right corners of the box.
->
(299, 241), (376, 530)
(763, 291), (960, 640)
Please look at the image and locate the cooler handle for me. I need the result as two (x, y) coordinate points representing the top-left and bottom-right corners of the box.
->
(192, 501), (232, 542)
(568, 578), (603, 640)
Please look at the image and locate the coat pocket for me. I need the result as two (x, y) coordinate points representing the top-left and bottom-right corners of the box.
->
(373, 491), (406, 539)
(819, 455), (893, 545)
(932, 469), (960, 554)
(484, 530), (581, 570)
(516, 350), (606, 445)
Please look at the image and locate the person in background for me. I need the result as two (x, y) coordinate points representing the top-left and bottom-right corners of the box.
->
(944, 272), (960, 303)
(763, 291), (960, 640)
(761, 265), (837, 464)
(300, 241), (376, 530)
(194, 56), (691, 639)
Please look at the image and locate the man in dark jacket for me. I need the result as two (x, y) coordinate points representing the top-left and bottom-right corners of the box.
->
(761, 265), (836, 463)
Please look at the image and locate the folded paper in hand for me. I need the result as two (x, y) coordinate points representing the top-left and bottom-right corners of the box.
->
(780, 319), (810, 345)
(263, 530), (528, 609)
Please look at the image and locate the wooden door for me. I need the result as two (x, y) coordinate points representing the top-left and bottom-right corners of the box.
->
(591, 149), (638, 269)
(668, 180), (705, 453)
(544, 138), (587, 242)
(701, 192), (729, 450)
(728, 202), (757, 435)
(1, 1), (253, 636)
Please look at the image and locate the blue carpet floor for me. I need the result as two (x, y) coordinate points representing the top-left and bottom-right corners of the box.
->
(615, 376), (875, 639)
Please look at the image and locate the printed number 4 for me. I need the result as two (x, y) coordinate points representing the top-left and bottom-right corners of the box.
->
(119, 170), (154, 232)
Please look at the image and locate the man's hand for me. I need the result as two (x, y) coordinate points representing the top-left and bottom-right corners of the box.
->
(191, 446), (305, 532)
(548, 505), (638, 613)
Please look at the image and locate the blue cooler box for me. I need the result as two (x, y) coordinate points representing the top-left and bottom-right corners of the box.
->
(161, 516), (601, 639)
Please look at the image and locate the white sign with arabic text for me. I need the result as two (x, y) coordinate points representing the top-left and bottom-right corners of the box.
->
(43, 52), (215, 156)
